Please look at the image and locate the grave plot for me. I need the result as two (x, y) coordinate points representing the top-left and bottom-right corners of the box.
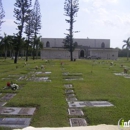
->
(27, 77), (51, 82)
(64, 84), (73, 89)
(66, 97), (77, 102)
(68, 108), (84, 116)
(34, 71), (52, 75)
(17, 76), (27, 81)
(66, 93), (75, 98)
(35, 72), (42, 75)
(0, 94), (16, 101)
(63, 73), (82, 76)
(68, 101), (114, 108)
(68, 101), (87, 108)
(0, 102), (6, 107)
(90, 101), (114, 107)
(44, 72), (51, 74)
(65, 89), (74, 94)
(0, 118), (31, 128)
(1, 78), (11, 80)
(0, 107), (36, 115)
(114, 72), (130, 78)
(64, 77), (83, 81)
(8, 75), (20, 78)
(69, 118), (87, 127)
(114, 72), (127, 76)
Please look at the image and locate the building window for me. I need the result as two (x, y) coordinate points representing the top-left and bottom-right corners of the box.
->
(101, 42), (105, 48)
(46, 41), (50, 47)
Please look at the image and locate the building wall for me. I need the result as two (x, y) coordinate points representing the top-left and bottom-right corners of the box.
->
(41, 48), (79, 59)
(41, 38), (118, 60)
(41, 38), (110, 48)
(90, 49), (118, 60)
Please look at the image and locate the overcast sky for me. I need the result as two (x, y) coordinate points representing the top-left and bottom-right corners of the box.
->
(2, 0), (130, 48)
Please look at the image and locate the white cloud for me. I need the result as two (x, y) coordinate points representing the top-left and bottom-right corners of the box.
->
(81, 0), (130, 28)
(82, 0), (118, 7)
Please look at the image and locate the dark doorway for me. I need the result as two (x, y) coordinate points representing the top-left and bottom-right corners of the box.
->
(80, 50), (84, 57)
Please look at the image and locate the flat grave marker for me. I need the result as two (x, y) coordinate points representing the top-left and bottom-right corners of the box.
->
(1, 78), (11, 80)
(68, 101), (114, 108)
(28, 77), (51, 82)
(66, 97), (77, 102)
(65, 89), (74, 94)
(0, 94), (16, 101)
(69, 118), (87, 127)
(0, 102), (6, 107)
(68, 108), (84, 116)
(68, 101), (87, 108)
(64, 84), (73, 89)
(64, 78), (83, 81)
(44, 72), (51, 74)
(63, 72), (82, 76)
(35, 72), (42, 75)
(66, 93), (75, 98)
(0, 107), (36, 115)
(0, 118), (31, 128)
(90, 101), (114, 107)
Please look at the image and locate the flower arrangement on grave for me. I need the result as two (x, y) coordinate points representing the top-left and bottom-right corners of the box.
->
(110, 62), (113, 66)
(35, 66), (38, 70)
(3, 82), (19, 90)
(41, 65), (44, 69)
(124, 68), (128, 74)
(121, 64), (123, 67)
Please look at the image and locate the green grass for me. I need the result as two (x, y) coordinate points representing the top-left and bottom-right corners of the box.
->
(0, 58), (130, 129)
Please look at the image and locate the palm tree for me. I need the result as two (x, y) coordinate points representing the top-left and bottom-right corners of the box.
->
(122, 37), (130, 60)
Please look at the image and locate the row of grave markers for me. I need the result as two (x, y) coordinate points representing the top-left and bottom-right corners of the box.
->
(64, 84), (87, 127)
(0, 93), (36, 128)
(63, 72), (114, 127)
(0, 70), (53, 129)
(2, 71), (52, 82)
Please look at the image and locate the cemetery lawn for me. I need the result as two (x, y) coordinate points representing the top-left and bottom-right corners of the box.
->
(0, 58), (130, 128)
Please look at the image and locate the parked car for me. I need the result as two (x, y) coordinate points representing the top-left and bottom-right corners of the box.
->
(87, 56), (101, 59)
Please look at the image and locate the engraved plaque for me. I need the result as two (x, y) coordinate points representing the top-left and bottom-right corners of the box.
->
(0, 118), (31, 128)
(69, 118), (87, 127)
(68, 108), (84, 116)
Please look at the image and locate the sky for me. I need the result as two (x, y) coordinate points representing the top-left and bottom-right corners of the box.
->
(1, 0), (130, 49)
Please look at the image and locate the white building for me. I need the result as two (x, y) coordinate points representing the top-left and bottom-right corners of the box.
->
(41, 38), (118, 60)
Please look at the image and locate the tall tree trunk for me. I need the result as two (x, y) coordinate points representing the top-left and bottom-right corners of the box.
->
(26, 40), (29, 61)
(70, 0), (73, 61)
(36, 45), (38, 59)
(14, 50), (18, 63)
(32, 46), (35, 60)
(4, 50), (7, 59)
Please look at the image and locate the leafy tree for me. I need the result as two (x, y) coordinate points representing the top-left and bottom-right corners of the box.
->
(64, 0), (79, 61)
(63, 35), (77, 52)
(32, 0), (41, 60)
(35, 36), (43, 58)
(0, 33), (13, 59)
(0, 0), (5, 35)
(13, 0), (32, 63)
(122, 37), (130, 60)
